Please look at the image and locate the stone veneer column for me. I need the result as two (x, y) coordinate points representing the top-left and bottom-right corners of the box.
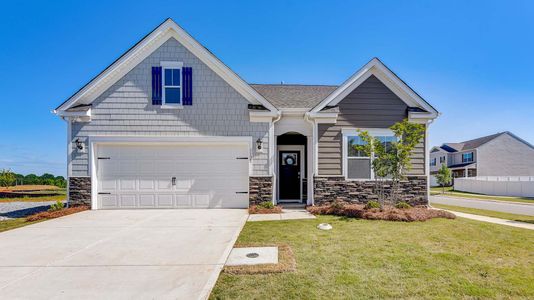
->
(249, 176), (273, 205)
(313, 176), (427, 206)
(68, 177), (91, 206)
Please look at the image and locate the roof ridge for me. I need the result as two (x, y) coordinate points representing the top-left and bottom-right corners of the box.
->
(249, 83), (338, 87)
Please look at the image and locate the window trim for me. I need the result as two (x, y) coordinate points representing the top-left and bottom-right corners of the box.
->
(160, 61), (184, 109)
(342, 128), (395, 181)
(462, 151), (474, 163)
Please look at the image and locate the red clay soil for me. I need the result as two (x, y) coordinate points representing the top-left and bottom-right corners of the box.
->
(307, 203), (455, 222)
(26, 205), (90, 222)
(248, 205), (283, 214)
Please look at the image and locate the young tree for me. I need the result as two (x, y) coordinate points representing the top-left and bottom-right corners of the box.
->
(435, 163), (452, 194)
(356, 119), (425, 203)
(0, 169), (16, 189)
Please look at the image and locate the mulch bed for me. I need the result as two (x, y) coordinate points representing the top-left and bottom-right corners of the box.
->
(248, 205), (283, 214)
(223, 243), (296, 275)
(308, 203), (456, 222)
(26, 205), (90, 222)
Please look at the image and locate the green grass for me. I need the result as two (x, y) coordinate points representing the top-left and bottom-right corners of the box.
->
(431, 186), (534, 204)
(0, 218), (43, 233)
(432, 203), (534, 224)
(211, 216), (534, 299)
(0, 194), (66, 203)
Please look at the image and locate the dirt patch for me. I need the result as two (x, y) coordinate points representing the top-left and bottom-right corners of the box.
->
(248, 205), (283, 214)
(0, 185), (61, 192)
(308, 203), (455, 222)
(223, 243), (296, 275)
(26, 205), (89, 222)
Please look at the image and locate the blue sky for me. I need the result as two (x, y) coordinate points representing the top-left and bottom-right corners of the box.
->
(1, 0), (533, 176)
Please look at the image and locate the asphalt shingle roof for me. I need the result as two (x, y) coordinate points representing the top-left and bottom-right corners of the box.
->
(442, 132), (506, 152)
(250, 84), (338, 109)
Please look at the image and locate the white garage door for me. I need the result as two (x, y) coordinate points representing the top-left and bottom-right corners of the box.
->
(96, 143), (249, 209)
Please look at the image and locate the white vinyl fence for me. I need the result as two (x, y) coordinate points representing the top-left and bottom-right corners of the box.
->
(454, 176), (534, 197)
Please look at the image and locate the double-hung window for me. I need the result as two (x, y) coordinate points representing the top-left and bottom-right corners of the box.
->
(462, 152), (474, 163)
(344, 129), (397, 180)
(161, 61), (183, 106)
(430, 158), (437, 166)
(439, 156), (445, 164)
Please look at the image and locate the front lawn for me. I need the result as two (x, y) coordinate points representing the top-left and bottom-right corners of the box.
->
(431, 187), (534, 204)
(0, 218), (43, 233)
(211, 216), (534, 299)
(432, 203), (534, 224)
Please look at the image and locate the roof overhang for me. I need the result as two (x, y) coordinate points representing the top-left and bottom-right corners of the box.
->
(305, 111), (339, 124)
(54, 18), (278, 115)
(56, 107), (92, 122)
(310, 58), (439, 120)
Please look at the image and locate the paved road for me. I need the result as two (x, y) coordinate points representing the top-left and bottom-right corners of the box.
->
(0, 209), (248, 299)
(430, 195), (534, 216)
(0, 201), (62, 220)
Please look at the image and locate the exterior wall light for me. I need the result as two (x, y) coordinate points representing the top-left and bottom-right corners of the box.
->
(75, 138), (85, 152)
(256, 138), (263, 151)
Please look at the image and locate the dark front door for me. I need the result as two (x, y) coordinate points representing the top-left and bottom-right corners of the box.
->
(279, 151), (300, 200)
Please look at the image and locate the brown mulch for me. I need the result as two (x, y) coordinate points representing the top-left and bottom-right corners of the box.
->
(223, 243), (296, 275)
(307, 203), (455, 222)
(248, 205), (283, 214)
(26, 205), (90, 222)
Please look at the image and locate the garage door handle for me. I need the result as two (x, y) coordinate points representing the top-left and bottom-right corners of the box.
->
(98, 192), (111, 195)
(235, 191), (249, 194)
(236, 157), (248, 160)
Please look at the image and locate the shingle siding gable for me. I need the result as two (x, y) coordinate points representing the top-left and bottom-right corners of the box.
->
(70, 38), (269, 177)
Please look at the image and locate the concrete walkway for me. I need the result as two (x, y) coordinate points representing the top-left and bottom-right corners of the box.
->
(444, 210), (534, 230)
(248, 208), (316, 222)
(430, 195), (534, 216)
(0, 209), (248, 299)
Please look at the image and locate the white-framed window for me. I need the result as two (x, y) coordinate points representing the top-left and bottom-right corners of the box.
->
(161, 61), (183, 106)
(439, 156), (445, 164)
(430, 157), (437, 166)
(342, 128), (397, 180)
(462, 152), (474, 163)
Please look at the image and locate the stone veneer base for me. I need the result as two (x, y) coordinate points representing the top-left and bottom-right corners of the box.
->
(313, 176), (427, 206)
(249, 176), (273, 205)
(69, 177), (92, 206)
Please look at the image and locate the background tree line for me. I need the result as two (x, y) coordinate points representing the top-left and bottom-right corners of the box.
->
(0, 169), (67, 188)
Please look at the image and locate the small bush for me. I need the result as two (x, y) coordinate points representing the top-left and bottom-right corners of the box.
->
(330, 200), (345, 210)
(395, 201), (412, 209)
(48, 200), (64, 212)
(257, 201), (275, 209)
(365, 201), (381, 210)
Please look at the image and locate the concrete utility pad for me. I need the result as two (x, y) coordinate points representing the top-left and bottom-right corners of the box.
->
(226, 247), (278, 266)
(0, 209), (248, 300)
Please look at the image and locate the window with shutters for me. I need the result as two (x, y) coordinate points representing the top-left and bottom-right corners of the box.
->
(161, 61), (183, 106)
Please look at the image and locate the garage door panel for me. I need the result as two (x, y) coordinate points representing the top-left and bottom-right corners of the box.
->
(97, 143), (249, 209)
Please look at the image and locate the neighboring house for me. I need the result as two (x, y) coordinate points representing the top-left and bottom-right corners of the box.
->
(430, 132), (534, 181)
(53, 19), (438, 210)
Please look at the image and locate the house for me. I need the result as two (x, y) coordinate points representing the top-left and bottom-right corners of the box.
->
(430, 132), (534, 180)
(53, 19), (438, 210)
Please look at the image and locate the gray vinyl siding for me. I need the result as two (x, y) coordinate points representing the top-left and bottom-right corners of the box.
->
(477, 134), (534, 176)
(70, 38), (270, 177)
(317, 75), (425, 176)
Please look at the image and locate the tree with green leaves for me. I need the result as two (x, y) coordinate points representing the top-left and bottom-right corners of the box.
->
(355, 119), (425, 203)
(435, 163), (452, 194)
(0, 169), (16, 189)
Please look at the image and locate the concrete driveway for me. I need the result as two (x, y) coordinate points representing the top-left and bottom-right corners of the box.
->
(0, 209), (248, 299)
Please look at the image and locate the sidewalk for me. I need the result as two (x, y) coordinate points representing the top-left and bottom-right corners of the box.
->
(248, 208), (316, 222)
(444, 210), (534, 230)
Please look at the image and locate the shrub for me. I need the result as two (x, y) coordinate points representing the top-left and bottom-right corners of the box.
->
(330, 200), (345, 210)
(365, 201), (381, 210)
(395, 201), (412, 209)
(48, 200), (64, 212)
(257, 201), (275, 209)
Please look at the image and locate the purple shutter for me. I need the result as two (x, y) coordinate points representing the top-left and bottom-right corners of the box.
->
(151, 66), (162, 105)
(182, 67), (193, 105)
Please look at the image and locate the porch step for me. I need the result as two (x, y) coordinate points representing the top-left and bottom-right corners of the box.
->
(279, 203), (306, 209)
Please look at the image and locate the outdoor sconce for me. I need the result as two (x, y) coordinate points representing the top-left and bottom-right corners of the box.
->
(74, 138), (85, 152)
(256, 138), (263, 152)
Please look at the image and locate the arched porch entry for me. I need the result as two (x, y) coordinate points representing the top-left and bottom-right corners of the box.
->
(275, 132), (311, 204)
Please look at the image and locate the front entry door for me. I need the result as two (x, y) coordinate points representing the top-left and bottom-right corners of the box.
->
(279, 151), (300, 200)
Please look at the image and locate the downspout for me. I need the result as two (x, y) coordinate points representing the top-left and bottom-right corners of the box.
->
(270, 112), (282, 204)
(425, 118), (435, 208)
(304, 112), (316, 205)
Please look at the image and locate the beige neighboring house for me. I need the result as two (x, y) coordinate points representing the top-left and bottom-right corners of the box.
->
(430, 132), (534, 185)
